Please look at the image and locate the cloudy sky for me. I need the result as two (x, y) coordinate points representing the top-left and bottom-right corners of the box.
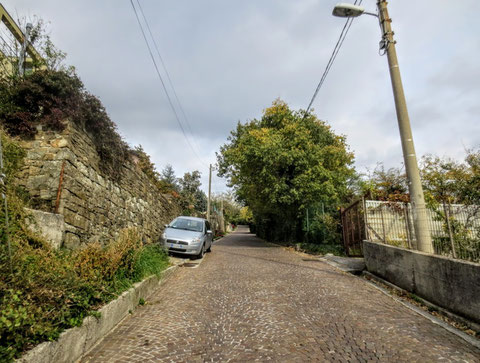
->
(2, 0), (480, 194)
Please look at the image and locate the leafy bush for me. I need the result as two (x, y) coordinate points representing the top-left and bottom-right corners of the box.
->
(305, 211), (341, 245)
(0, 70), (82, 137)
(0, 70), (129, 180)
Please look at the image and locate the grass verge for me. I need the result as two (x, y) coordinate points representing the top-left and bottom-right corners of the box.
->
(296, 242), (346, 256)
(0, 229), (169, 362)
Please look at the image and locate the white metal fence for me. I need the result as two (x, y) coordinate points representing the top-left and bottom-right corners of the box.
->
(364, 200), (480, 263)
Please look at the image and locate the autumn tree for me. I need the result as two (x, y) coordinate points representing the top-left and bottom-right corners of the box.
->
(420, 150), (480, 257)
(217, 99), (355, 242)
(360, 164), (409, 203)
(420, 155), (464, 208)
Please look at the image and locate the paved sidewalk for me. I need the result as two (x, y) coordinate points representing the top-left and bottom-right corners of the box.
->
(82, 227), (480, 362)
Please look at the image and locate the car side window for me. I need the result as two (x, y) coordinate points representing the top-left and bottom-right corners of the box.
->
(205, 221), (210, 233)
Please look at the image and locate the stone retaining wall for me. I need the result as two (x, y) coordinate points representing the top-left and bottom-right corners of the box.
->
(17, 121), (180, 248)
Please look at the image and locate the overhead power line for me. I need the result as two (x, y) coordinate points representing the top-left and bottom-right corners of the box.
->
(304, 0), (363, 117)
(134, 0), (205, 162)
(129, 0), (207, 166)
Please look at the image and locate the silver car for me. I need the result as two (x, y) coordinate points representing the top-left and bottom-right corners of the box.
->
(162, 216), (213, 259)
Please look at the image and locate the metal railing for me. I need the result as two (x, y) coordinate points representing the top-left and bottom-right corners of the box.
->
(364, 200), (480, 263)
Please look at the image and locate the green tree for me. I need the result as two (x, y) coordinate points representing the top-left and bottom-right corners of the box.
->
(194, 189), (207, 213)
(178, 171), (205, 215)
(210, 192), (242, 225)
(160, 164), (179, 192)
(217, 99), (354, 242)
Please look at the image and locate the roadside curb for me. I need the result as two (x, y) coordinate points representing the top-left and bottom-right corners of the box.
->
(320, 254), (365, 274)
(17, 262), (183, 363)
(362, 271), (480, 350)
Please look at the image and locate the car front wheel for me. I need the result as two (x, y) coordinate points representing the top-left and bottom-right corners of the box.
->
(195, 243), (205, 259)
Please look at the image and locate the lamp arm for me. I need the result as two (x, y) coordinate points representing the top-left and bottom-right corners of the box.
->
(363, 11), (378, 17)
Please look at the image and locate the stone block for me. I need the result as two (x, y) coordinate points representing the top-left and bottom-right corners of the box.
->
(64, 232), (81, 249)
(25, 209), (65, 249)
(63, 208), (90, 231)
(44, 153), (57, 161)
(50, 138), (68, 148)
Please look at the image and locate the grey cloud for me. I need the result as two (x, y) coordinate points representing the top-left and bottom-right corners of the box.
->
(4, 0), (480, 193)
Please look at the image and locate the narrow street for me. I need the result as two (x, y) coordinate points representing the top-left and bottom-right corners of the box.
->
(83, 227), (480, 362)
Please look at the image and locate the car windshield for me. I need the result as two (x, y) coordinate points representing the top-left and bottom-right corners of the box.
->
(169, 218), (203, 232)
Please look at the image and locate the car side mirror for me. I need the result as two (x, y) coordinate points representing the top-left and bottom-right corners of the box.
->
(207, 230), (212, 234)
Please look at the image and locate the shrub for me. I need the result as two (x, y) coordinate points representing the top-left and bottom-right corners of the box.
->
(0, 70), (129, 181)
(0, 229), (169, 362)
(306, 212), (342, 245)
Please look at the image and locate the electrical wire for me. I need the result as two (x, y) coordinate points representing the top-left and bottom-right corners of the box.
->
(303, 0), (363, 117)
(135, 0), (206, 164)
(129, 0), (207, 166)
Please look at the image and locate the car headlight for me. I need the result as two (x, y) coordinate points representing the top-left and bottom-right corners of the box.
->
(191, 237), (202, 244)
(161, 232), (167, 242)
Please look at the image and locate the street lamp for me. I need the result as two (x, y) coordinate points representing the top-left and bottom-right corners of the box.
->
(332, 3), (377, 18)
(333, 1), (434, 253)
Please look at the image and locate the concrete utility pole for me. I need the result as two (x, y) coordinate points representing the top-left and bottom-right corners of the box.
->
(207, 164), (212, 221)
(377, 0), (433, 253)
(332, 1), (434, 253)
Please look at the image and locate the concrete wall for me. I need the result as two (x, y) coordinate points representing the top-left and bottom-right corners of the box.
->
(363, 240), (480, 324)
(16, 121), (181, 248)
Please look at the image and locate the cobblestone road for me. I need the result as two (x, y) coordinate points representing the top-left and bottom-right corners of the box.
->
(83, 227), (480, 362)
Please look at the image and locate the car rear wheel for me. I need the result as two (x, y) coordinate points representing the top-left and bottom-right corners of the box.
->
(206, 243), (212, 253)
